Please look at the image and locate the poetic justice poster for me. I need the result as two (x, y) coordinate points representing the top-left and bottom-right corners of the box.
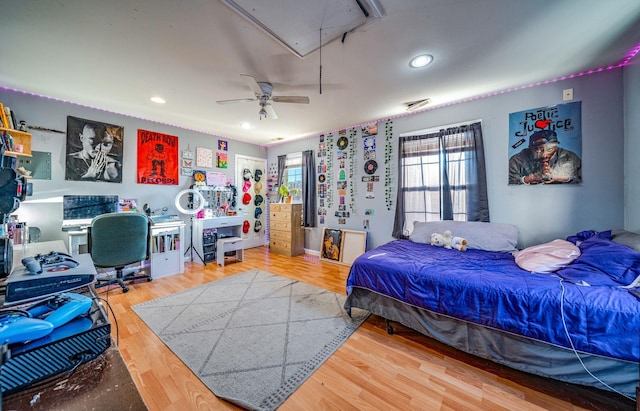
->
(137, 129), (179, 185)
(508, 101), (582, 185)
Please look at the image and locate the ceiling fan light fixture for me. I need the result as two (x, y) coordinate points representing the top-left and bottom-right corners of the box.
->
(259, 107), (267, 120)
(409, 54), (433, 69)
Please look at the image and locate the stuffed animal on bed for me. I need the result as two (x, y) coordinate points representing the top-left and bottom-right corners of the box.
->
(431, 230), (468, 251)
(430, 232), (445, 247)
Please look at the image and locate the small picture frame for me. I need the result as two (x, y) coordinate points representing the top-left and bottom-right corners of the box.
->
(320, 228), (343, 262)
(182, 149), (193, 160)
(340, 230), (367, 265)
(320, 228), (367, 266)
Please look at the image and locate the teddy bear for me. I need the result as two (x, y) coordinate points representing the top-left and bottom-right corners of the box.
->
(430, 232), (445, 247)
(451, 235), (468, 251)
(431, 230), (467, 251)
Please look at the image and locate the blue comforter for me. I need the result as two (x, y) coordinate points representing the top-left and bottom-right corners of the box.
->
(346, 231), (640, 362)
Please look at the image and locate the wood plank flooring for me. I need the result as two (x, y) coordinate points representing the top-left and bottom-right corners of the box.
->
(100, 247), (636, 411)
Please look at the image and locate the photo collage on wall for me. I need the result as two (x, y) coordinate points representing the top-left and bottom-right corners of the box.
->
(361, 124), (379, 229)
(316, 122), (381, 230)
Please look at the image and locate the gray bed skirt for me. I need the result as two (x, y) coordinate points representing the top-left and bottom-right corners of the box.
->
(345, 287), (638, 399)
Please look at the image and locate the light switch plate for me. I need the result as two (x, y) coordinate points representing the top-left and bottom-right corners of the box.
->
(563, 88), (573, 101)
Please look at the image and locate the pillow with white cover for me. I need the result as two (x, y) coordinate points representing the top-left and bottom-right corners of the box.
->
(513, 239), (581, 273)
(409, 220), (519, 252)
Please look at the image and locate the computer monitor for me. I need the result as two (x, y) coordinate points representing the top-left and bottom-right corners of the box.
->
(62, 195), (119, 228)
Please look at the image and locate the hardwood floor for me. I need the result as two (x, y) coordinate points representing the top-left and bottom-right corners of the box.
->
(100, 247), (636, 411)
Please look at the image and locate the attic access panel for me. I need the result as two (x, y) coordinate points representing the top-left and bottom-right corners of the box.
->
(221, 0), (382, 58)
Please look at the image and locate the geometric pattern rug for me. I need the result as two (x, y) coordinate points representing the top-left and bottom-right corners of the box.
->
(132, 270), (370, 411)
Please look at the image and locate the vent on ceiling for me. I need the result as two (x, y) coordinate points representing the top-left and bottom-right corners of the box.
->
(221, 0), (384, 59)
(406, 98), (431, 112)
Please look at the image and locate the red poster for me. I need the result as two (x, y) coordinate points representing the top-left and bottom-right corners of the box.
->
(137, 129), (179, 185)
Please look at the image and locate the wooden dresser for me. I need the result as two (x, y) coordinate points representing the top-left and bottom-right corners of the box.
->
(269, 203), (304, 256)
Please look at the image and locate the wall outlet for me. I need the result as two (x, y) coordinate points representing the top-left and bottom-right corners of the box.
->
(563, 88), (574, 101)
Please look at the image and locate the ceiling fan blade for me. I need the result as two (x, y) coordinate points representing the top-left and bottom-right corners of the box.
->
(241, 74), (265, 97)
(265, 104), (278, 120)
(216, 98), (257, 104)
(272, 96), (310, 104)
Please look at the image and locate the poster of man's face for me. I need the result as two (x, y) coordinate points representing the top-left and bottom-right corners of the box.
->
(508, 102), (582, 185)
(65, 116), (123, 183)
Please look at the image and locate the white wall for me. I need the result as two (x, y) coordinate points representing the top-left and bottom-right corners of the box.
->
(0, 89), (266, 247)
(271, 69), (626, 249)
(1, 67), (629, 251)
(624, 58), (640, 232)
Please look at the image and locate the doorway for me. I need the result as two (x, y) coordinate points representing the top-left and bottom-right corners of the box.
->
(235, 154), (267, 249)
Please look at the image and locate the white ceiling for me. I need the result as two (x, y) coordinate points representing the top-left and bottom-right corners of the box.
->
(2, 0), (640, 146)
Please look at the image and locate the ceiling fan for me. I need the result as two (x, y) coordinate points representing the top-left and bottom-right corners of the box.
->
(216, 74), (309, 120)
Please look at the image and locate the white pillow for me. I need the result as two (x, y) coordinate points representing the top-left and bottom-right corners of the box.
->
(409, 221), (519, 252)
(513, 239), (580, 273)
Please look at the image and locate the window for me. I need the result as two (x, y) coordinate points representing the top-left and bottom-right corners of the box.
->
(392, 122), (489, 238)
(283, 152), (302, 199)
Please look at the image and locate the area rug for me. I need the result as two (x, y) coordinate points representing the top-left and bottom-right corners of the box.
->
(132, 269), (369, 411)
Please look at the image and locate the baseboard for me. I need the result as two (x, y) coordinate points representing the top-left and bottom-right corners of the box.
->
(305, 248), (320, 257)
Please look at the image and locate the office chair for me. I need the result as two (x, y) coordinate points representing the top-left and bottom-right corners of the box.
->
(88, 213), (152, 293)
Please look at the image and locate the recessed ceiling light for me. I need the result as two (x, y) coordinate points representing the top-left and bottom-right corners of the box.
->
(150, 96), (166, 104)
(240, 122), (252, 129)
(409, 54), (433, 68)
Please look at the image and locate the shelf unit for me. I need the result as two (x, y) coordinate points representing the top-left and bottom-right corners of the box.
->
(202, 228), (217, 263)
(150, 221), (185, 278)
(0, 127), (32, 158)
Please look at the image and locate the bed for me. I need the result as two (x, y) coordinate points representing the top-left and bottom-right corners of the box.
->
(344, 222), (640, 399)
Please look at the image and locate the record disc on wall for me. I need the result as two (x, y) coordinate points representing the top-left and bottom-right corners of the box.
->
(318, 174), (326, 183)
(337, 136), (348, 150)
(364, 160), (378, 175)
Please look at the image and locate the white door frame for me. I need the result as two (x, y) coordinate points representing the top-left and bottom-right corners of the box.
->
(235, 154), (267, 249)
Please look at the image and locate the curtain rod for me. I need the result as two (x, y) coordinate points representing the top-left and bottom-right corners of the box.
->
(400, 119), (482, 137)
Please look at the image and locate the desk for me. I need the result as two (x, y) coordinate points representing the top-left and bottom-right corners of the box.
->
(1, 241), (147, 410)
(67, 230), (88, 255)
(192, 216), (243, 265)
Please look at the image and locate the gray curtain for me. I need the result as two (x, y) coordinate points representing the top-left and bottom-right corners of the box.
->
(302, 150), (316, 227)
(276, 155), (286, 203)
(392, 122), (489, 238)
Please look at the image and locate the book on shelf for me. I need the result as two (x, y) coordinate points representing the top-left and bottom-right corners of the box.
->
(9, 109), (17, 129)
(4, 107), (15, 130)
(0, 103), (9, 129)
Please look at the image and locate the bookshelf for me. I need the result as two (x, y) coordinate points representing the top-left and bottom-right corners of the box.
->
(150, 221), (185, 278)
(0, 127), (32, 157)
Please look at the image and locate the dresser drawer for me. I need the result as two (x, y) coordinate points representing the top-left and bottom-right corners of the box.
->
(270, 239), (292, 254)
(270, 220), (293, 231)
(271, 211), (292, 222)
(270, 230), (292, 241)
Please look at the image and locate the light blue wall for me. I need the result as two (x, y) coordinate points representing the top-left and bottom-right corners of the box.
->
(0, 89), (266, 246)
(624, 58), (640, 232)
(271, 69), (626, 249)
(1, 67), (630, 250)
